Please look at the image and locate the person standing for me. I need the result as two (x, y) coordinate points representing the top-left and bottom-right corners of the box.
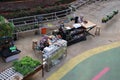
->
(59, 21), (64, 28)
(79, 16), (84, 23)
(74, 16), (79, 23)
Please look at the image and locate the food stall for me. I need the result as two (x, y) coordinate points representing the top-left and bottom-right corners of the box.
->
(42, 39), (67, 71)
(52, 24), (87, 46)
(52, 20), (97, 46)
(37, 35), (67, 72)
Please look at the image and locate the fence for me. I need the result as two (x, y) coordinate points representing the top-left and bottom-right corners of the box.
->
(8, 8), (72, 27)
(8, 0), (106, 34)
(8, 0), (95, 27)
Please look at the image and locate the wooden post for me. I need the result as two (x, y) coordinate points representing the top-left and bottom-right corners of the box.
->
(95, 26), (100, 36)
(32, 39), (38, 51)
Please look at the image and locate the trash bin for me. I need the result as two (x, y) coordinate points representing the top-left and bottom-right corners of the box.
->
(41, 27), (47, 34)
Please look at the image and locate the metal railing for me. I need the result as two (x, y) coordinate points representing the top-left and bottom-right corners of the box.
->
(8, 0), (106, 31)
(8, 8), (72, 27)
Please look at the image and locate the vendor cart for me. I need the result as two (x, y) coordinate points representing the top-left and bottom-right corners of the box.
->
(42, 39), (67, 72)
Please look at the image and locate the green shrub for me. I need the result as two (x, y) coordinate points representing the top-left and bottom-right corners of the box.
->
(102, 10), (119, 23)
(0, 15), (5, 23)
(13, 56), (41, 76)
(1, 4), (69, 18)
(0, 0), (18, 2)
(0, 22), (14, 37)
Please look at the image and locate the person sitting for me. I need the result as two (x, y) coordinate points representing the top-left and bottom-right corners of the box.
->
(60, 21), (64, 28)
(44, 40), (49, 47)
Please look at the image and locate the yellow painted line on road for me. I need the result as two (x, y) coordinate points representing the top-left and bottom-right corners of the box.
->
(47, 41), (120, 80)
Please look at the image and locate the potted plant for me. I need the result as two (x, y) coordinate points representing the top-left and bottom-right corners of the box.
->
(113, 10), (119, 15)
(109, 13), (114, 19)
(102, 17), (108, 23)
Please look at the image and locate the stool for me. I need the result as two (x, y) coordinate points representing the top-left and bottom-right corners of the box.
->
(95, 26), (100, 36)
(32, 39), (38, 50)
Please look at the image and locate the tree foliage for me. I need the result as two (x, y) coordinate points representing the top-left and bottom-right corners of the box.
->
(0, 16), (14, 37)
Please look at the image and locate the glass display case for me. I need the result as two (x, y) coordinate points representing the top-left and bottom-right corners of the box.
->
(42, 39), (67, 72)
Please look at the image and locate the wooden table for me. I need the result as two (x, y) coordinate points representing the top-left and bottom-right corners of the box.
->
(81, 21), (96, 29)
(81, 21), (96, 37)
(72, 21), (97, 37)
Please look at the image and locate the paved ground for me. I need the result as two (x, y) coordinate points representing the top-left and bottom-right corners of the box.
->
(47, 41), (120, 80)
(0, 0), (120, 80)
(62, 46), (120, 80)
